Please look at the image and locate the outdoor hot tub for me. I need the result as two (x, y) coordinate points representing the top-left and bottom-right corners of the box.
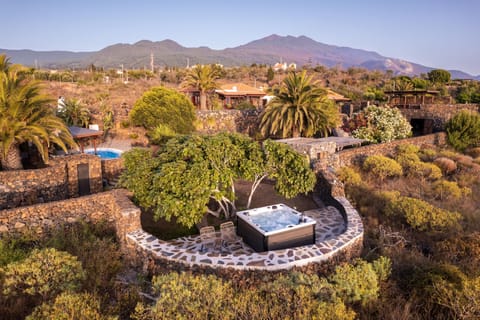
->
(236, 204), (316, 252)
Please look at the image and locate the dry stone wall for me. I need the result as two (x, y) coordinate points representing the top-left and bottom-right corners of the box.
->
(337, 132), (447, 167)
(0, 189), (141, 246)
(0, 164), (67, 209)
(0, 154), (103, 210)
(101, 158), (124, 185)
(400, 104), (479, 131)
(195, 110), (260, 136)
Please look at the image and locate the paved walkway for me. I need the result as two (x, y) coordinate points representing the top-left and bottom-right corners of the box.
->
(98, 138), (133, 151)
(127, 197), (363, 271)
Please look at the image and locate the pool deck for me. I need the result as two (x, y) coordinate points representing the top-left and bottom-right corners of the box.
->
(98, 138), (133, 151)
(127, 197), (363, 271)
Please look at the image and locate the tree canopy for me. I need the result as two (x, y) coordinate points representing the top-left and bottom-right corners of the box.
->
(181, 64), (220, 110)
(120, 133), (316, 227)
(428, 69), (451, 84)
(260, 70), (340, 138)
(445, 110), (480, 152)
(129, 86), (195, 142)
(352, 105), (412, 143)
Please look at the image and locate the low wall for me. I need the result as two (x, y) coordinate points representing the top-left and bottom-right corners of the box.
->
(400, 104), (479, 131)
(101, 158), (124, 184)
(195, 109), (260, 136)
(337, 132), (447, 167)
(0, 189), (141, 246)
(0, 154), (103, 210)
(0, 164), (67, 209)
(133, 234), (363, 284)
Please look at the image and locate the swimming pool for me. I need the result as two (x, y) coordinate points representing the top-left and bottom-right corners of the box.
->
(85, 148), (123, 160)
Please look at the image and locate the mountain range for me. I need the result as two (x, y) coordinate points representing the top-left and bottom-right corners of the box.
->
(1, 34), (478, 80)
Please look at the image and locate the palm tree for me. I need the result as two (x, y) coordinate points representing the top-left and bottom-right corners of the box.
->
(58, 98), (91, 127)
(0, 55), (76, 170)
(181, 64), (219, 110)
(260, 70), (340, 138)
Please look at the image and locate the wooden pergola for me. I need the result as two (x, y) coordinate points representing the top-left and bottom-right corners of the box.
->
(384, 90), (441, 107)
(68, 126), (103, 153)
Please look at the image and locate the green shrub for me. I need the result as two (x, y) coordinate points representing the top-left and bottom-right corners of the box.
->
(316, 299), (356, 320)
(363, 155), (403, 180)
(148, 124), (177, 145)
(235, 101), (256, 110)
(2, 248), (85, 300)
(445, 110), (480, 152)
(372, 256), (393, 282)
(399, 158), (443, 180)
(418, 147), (438, 162)
(27, 292), (115, 320)
(256, 272), (340, 319)
(396, 148), (442, 180)
(432, 180), (472, 200)
(438, 150), (460, 159)
(374, 190), (401, 214)
(395, 152), (421, 175)
(435, 233), (480, 274)
(120, 120), (130, 128)
(396, 143), (420, 155)
(134, 272), (235, 320)
(329, 259), (384, 305)
(433, 275), (480, 320)
(386, 196), (461, 231)
(336, 167), (362, 186)
(416, 162), (443, 180)
(128, 133), (139, 139)
(129, 86), (195, 134)
(44, 221), (122, 293)
(0, 238), (29, 267)
(404, 263), (468, 319)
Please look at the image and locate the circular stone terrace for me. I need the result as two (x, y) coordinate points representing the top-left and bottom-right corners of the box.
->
(127, 197), (363, 271)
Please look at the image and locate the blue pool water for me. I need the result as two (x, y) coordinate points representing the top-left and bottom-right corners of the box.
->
(85, 148), (122, 160)
(248, 208), (301, 232)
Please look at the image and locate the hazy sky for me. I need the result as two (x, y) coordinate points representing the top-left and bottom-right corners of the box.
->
(2, 0), (479, 75)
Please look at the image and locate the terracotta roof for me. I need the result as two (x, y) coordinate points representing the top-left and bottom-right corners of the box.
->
(384, 90), (440, 95)
(215, 83), (266, 96)
(326, 89), (351, 102)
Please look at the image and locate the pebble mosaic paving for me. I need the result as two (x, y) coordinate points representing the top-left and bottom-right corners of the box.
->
(127, 197), (363, 271)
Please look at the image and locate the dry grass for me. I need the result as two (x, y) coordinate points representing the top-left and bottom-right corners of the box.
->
(466, 147), (480, 158)
(433, 157), (457, 175)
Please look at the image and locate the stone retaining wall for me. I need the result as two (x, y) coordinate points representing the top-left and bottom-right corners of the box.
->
(0, 164), (67, 209)
(0, 154), (103, 210)
(337, 132), (447, 167)
(195, 110), (260, 136)
(0, 189), (141, 246)
(101, 158), (124, 184)
(399, 104), (479, 131)
(134, 233), (363, 284)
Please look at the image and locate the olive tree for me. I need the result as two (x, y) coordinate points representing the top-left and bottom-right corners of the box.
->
(120, 133), (316, 228)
